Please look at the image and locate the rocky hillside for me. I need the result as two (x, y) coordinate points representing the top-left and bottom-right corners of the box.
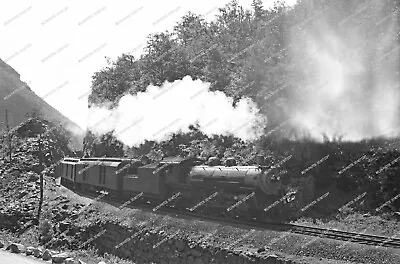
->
(0, 58), (84, 150)
(0, 117), (74, 231)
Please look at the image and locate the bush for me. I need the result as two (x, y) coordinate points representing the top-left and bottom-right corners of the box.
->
(38, 211), (54, 244)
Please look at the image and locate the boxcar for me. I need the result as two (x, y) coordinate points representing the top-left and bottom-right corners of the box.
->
(123, 162), (165, 198)
(60, 157), (80, 188)
(75, 157), (142, 195)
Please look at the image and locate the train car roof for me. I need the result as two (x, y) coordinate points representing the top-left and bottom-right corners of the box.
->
(76, 160), (121, 167)
(77, 158), (142, 168)
(78, 160), (121, 167)
(61, 157), (80, 164)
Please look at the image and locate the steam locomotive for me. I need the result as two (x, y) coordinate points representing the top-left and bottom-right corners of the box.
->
(60, 156), (315, 218)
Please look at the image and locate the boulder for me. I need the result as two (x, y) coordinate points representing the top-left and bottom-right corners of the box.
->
(54, 210), (69, 221)
(58, 221), (70, 232)
(27, 172), (39, 182)
(33, 247), (43, 258)
(10, 243), (25, 253)
(257, 247), (266, 253)
(42, 249), (52, 260)
(52, 252), (70, 263)
(25, 246), (35, 255)
(0, 240), (4, 248)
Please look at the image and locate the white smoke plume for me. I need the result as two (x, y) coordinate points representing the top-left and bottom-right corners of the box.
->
(288, 4), (400, 141)
(87, 76), (267, 146)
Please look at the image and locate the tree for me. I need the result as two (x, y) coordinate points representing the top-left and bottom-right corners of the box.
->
(83, 131), (124, 157)
(174, 12), (208, 45)
(251, 0), (265, 20)
(89, 54), (140, 106)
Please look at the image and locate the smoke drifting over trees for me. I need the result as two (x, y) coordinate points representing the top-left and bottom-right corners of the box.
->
(86, 0), (400, 147)
(288, 0), (400, 141)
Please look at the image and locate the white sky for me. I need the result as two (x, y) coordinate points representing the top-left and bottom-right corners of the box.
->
(0, 0), (296, 130)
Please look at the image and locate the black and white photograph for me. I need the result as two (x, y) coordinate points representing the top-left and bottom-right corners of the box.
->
(0, 0), (399, 263)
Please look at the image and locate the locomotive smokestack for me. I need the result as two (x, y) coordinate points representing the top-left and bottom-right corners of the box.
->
(208, 157), (221, 166)
(256, 155), (265, 166)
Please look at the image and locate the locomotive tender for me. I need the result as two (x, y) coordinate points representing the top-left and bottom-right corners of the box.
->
(60, 156), (312, 217)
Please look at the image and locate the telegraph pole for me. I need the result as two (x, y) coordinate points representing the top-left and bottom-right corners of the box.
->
(5, 109), (12, 161)
(37, 133), (44, 220)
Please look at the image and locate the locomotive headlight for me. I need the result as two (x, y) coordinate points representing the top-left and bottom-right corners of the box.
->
(258, 167), (283, 195)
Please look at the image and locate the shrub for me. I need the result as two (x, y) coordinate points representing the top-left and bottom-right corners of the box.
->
(38, 210), (54, 244)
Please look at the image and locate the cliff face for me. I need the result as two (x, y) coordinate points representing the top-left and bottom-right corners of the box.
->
(0, 58), (84, 150)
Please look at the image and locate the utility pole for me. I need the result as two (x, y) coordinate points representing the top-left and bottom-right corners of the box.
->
(37, 133), (44, 221)
(5, 109), (12, 161)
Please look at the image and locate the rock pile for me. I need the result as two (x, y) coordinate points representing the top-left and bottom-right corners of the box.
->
(1, 241), (88, 264)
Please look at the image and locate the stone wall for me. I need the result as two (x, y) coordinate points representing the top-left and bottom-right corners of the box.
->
(78, 222), (296, 264)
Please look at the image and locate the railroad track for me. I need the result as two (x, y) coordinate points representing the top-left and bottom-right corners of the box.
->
(282, 224), (400, 248)
(158, 206), (400, 249)
(69, 187), (400, 249)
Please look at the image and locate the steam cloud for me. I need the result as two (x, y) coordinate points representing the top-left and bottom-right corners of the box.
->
(288, 4), (400, 141)
(87, 76), (267, 146)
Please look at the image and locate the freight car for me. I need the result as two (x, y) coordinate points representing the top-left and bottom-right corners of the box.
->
(75, 157), (142, 194)
(60, 157), (80, 188)
(60, 156), (314, 218)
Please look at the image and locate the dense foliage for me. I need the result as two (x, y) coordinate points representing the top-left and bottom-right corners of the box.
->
(0, 117), (74, 167)
(88, 0), (399, 123)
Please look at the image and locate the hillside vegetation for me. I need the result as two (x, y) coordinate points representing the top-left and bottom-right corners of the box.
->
(85, 0), (399, 151)
(88, 0), (399, 122)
